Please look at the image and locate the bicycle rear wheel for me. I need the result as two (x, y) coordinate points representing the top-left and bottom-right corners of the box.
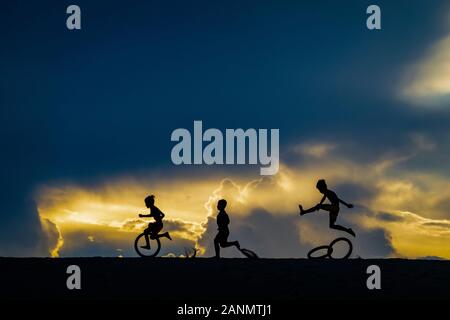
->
(134, 233), (161, 257)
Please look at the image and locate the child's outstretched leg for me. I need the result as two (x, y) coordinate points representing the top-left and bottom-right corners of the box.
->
(329, 214), (356, 237)
(157, 231), (172, 240)
(299, 204), (319, 216)
(220, 241), (240, 250)
(141, 229), (151, 250)
(214, 238), (221, 258)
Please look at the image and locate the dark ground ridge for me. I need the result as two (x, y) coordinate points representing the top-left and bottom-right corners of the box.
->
(0, 258), (449, 300)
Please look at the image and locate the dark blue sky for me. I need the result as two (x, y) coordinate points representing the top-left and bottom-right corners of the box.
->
(1, 0), (450, 255)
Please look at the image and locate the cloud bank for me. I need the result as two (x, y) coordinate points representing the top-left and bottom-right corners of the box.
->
(36, 137), (450, 259)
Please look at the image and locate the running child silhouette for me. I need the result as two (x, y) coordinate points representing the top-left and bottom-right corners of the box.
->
(299, 179), (356, 237)
(139, 195), (172, 250)
(214, 199), (240, 258)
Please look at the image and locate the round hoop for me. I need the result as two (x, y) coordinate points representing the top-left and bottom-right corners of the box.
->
(307, 237), (352, 259)
(239, 248), (259, 259)
(307, 245), (333, 259)
(134, 233), (161, 257)
(328, 237), (352, 259)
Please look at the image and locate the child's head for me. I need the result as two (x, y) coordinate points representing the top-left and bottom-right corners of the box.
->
(217, 199), (227, 211)
(316, 179), (327, 193)
(145, 195), (155, 208)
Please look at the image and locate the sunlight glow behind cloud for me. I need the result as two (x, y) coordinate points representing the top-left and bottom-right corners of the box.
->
(402, 35), (450, 107)
(36, 140), (450, 259)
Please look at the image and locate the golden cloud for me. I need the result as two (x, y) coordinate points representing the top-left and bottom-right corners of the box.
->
(36, 141), (450, 259)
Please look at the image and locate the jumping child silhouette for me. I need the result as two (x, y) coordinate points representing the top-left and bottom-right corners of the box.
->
(139, 195), (172, 250)
(214, 199), (240, 258)
(299, 179), (356, 237)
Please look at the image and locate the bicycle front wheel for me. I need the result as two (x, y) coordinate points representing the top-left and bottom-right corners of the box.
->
(134, 233), (161, 257)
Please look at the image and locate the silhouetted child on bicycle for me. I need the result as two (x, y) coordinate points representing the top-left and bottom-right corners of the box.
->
(139, 195), (172, 250)
(299, 179), (356, 237)
(214, 199), (240, 258)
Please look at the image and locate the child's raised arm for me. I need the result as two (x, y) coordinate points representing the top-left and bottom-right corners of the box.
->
(139, 213), (151, 218)
(339, 198), (353, 208)
(318, 195), (326, 205)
